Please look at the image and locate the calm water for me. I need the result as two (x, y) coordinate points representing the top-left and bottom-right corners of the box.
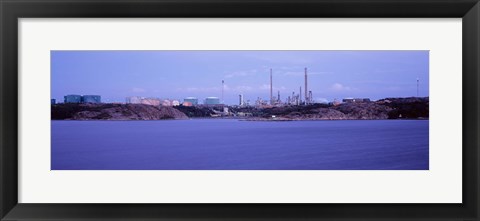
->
(51, 119), (429, 170)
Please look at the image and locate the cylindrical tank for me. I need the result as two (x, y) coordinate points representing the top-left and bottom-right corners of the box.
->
(184, 97), (198, 105)
(141, 98), (161, 106)
(82, 95), (101, 103)
(204, 97), (220, 105)
(64, 95), (82, 103)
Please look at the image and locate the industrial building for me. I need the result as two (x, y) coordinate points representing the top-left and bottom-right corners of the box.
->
(239, 94), (245, 106)
(184, 97), (198, 105)
(182, 101), (193, 106)
(125, 96), (181, 106)
(267, 67), (314, 107)
(255, 97), (269, 106)
(204, 97), (220, 105)
(162, 99), (172, 106)
(126, 96), (143, 104)
(146, 67), (318, 108)
(127, 97), (163, 106)
(141, 98), (161, 106)
(126, 96), (164, 106)
(64, 94), (82, 103)
(287, 90), (301, 106)
(343, 98), (371, 103)
(82, 95), (101, 103)
(113, 66), (368, 108)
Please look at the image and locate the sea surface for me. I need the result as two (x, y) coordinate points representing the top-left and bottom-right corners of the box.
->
(51, 119), (429, 170)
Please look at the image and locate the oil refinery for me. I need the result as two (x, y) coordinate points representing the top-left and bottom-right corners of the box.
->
(57, 67), (373, 108)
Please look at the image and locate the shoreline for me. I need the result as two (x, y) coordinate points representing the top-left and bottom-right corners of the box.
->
(52, 97), (429, 121)
(51, 117), (429, 122)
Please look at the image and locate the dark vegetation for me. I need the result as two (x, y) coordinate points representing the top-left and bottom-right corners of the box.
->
(172, 106), (215, 118)
(230, 97), (428, 120)
(52, 103), (188, 120)
(379, 97), (429, 119)
(52, 103), (117, 120)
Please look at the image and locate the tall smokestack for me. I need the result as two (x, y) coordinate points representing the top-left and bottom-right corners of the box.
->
(292, 91), (295, 105)
(305, 67), (308, 105)
(270, 69), (273, 105)
(299, 86), (302, 105)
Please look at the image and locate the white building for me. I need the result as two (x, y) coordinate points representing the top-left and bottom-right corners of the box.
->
(141, 98), (161, 106)
(126, 96), (143, 104)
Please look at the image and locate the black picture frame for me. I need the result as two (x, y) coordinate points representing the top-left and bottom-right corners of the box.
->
(1, 0), (479, 220)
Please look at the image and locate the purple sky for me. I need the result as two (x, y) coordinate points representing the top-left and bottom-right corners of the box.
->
(51, 50), (429, 104)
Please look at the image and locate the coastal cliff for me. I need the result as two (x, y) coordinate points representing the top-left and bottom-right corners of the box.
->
(230, 97), (429, 120)
(52, 97), (428, 121)
(52, 104), (188, 120)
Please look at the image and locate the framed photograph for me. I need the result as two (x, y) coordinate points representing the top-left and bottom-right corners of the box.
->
(1, 0), (479, 220)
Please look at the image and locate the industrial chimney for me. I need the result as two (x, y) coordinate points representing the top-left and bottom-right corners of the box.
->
(222, 79), (224, 104)
(299, 86), (302, 104)
(305, 67), (308, 105)
(270, 68), (273, 105)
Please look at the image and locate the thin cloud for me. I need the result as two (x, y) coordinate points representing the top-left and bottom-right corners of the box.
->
(132, 87), (146, 93)
(259, 84), (287, 91)
(224, 69), (258, 78)
(283, 71), (333, 76)
(330, 83), (351, 91)
(182, 86), (226, 92)
(235, 85), (254, 92)
(178, 85), (254, 93)
(314, 98), (329, 104)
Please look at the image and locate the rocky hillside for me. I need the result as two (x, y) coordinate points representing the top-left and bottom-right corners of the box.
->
(173, 106), (216, 118)
(378, 97), (429, 119)
(239, 97), (429, 120)
(332, 102), (393, 120)
(253, 103), (392, 120)
(52, 104), (188, 120)
(52, 97), (428, 121)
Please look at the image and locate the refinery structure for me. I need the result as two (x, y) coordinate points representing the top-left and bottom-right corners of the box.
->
(55, 67), (385, 108)
(248, 67), (324, 107)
